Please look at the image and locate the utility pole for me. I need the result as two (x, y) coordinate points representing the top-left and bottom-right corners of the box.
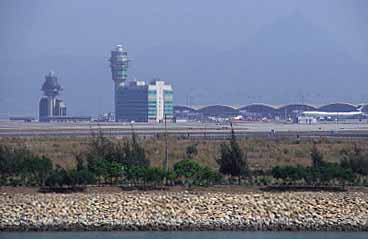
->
(163, 114), (169, 175)
(204, 122), (207, 139)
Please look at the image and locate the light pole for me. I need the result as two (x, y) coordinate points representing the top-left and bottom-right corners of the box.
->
(163, 114), (169, 175)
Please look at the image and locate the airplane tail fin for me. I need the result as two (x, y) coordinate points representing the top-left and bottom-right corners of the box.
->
(357, 105), (367, 116)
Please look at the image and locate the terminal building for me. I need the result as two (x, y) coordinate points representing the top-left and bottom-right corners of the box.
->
(148, 80), (173, 122)
(109, 45), (173, 123)
(39, 71), (67, 122)
(115, 80), (148, 122)
(173, 103), (368, 122)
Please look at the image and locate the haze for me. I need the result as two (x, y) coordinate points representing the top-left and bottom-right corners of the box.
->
(0, 0), (367, 117)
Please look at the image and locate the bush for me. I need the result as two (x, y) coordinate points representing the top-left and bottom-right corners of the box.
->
(271, 163), (354, 186)
(196, 166), (222, 186)
(45, 166), (70, 187)
(68, 169), (96, 186)
(174, 159), (219, 186)
(272, 165), (305, 184)
(0, 144), (52, 186)
(144, 167), (164, 186)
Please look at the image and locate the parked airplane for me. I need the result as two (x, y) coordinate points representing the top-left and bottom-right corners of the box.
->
(300, 107), (366, 120)
(231, 115), (244, 121)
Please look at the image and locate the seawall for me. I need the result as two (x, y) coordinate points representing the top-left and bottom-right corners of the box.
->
(1, 191), (367, 231)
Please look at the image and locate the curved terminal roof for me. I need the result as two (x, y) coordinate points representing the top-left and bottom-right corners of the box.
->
(174, 103), (364, 117)
(278, 104), (317, 113)
(239, 103), (276, 113)
(197, 105), (239, 116)
(318, 103), (357, 112)
(174, 105), (197, 113)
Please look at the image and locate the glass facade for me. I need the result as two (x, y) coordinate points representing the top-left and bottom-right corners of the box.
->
(109, 46), (173, 123)
(163, 89), (173, 119)
(110, 45), (129, 84)
(39, 97), (49, 122)
(115, 83), (148, 122)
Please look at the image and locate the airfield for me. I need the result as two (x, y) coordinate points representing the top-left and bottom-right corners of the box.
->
(1, 120), (368, 139)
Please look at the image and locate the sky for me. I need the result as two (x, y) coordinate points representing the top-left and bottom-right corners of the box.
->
(0, 0), (368, 117)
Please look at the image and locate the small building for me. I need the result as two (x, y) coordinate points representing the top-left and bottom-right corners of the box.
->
(47, 116), (91, 123)
(298, 116), (317, 124)
(9, 117), (35, 123)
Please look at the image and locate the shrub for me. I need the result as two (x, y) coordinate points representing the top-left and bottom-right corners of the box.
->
(45, 166), (70, 187)
(174, 159), (219, 186)
(216, 128), (249, 183)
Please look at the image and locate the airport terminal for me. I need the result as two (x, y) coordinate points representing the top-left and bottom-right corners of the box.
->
(22, 45), (363, 125)
(174, 103), (368, 123)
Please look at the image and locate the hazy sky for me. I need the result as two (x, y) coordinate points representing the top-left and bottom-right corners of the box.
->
(0, 0), (368, 117)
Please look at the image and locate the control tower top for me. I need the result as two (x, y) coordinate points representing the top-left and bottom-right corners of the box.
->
(110, 44), (129, 84)
(41, 71), (62, 97)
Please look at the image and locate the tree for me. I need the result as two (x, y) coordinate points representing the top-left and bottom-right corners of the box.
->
(311, 143), (324, 169)
(86, 130), (115, 175)
(0, 144), (16, 184)
(75, 153), (85, 171)
(128, 133), (149, 167)
(216, 127), (249, 184)
(106, 161), (123, 184)
(28, 156), (53, 186)
(186, 144), (198, 159)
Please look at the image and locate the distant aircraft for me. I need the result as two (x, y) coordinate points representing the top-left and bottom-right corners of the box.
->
(231, 115), (244, 121)
(300, 106), (366, 120)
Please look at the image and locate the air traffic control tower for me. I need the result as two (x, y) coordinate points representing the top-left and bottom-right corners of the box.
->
(109, 45), (129, 121)
(39, 71), (66, 122)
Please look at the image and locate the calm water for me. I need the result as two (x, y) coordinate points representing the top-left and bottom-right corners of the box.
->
(0, 232), (367, 239)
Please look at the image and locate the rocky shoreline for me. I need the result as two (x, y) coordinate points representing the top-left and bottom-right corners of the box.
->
(1, 191), (367, 231)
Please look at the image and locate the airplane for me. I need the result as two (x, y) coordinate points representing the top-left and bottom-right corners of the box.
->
(231, 115), (244, 121)
(300, 106), (366, 120)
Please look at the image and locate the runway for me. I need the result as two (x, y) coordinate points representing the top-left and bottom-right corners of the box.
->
(2, 120), (368, 138)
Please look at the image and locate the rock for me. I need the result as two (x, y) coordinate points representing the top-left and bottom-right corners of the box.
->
(0, 191), (367, 231)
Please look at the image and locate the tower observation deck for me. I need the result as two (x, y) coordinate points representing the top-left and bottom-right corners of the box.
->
(110, 45), (129, 86)
(39, 71), (66, 122)
(110, 45), (130, 121)
(41, 71), (62, 97)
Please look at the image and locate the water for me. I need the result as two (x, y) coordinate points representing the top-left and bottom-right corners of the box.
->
(0, 232), (367, 239)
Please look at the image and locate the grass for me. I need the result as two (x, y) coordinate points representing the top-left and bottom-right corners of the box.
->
(1, 136), (367, 170)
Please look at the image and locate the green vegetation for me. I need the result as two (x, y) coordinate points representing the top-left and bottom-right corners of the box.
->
(173, 159), (220, 187)
(1, 129), (368, 189)
(0, 145), (53, 186)
(216, 127), (249, 184)
(271, 144), (355, 186)
(186, 144), (198, 159)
